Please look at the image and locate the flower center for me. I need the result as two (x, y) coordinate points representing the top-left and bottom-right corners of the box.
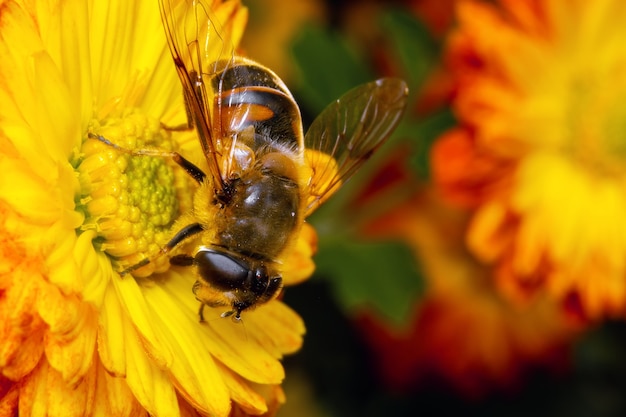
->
(75, 109), (194, 277)
(567, 66), (626, 178)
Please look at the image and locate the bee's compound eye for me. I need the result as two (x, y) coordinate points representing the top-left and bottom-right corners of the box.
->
(195, 249), (250, 291)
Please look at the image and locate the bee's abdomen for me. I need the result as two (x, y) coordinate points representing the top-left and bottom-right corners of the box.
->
(213, 61), (304, 153)
(216, 169), (300, 261)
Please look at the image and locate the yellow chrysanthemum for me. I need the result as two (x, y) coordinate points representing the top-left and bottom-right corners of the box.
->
(432, 0), (626, 320)
(0, 0), (313, 415)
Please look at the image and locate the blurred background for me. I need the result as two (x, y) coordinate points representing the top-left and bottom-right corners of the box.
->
(240, 1), (626, 416)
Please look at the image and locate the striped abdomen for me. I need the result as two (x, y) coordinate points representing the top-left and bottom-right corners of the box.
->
(208, 59), (306, 261)
(211, 58), (305, 157)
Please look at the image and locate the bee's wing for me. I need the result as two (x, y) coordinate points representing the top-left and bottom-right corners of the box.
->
(304, 78), (408, 216)
(159, 0), (245, 192)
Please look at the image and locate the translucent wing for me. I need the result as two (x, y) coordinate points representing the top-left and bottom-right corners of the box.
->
(159, 0), (245, 192)
(304, 78), (408, 215)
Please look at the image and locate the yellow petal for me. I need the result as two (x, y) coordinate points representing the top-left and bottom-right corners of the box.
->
(0, 3), (44, 148)
(93, 361), (143, 417)
(141, 278), (231, 417)
(203, 317), (286, 384)
(159, 271), (286, 384)
(244, 301), (305, 357)
(74, 230), (110, 307)
(43, 223), (82, 294)
(123, 314), (179, 417)
(30, 50), (81, 163)
(87, 1), (138, 108)
(0, 158), (61, 225)
(42, 0), (94, 132)
(97, 283), (127, 377)
(216, 362), (268, 415)
(112, 274), (173, 369)
(281, 223), (317, 286)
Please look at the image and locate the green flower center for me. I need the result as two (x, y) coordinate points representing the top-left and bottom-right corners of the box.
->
(75, 108), (193, 276)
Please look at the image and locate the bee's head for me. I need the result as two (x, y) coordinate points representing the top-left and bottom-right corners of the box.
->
(194, 247), (283, 319)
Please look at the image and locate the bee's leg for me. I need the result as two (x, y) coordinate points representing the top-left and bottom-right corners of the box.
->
(220, 310), (234, 319)
(220, 310), (242, 323)
(117, 223), (202, 277)
(143, 223), (203, 269)
(221, 301), (248, 323)
(87, 133), (206, 184)
(163, 223), (204, 253)
(118, 258), (151, 277)
(160, 123), (192, 132)
(169, 254), (195, 266)
(198, 304), (206, 322)
(192, 281), (208, 322)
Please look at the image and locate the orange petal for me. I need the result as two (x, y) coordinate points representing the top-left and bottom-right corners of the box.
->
(44, 301), (97, 387)
(19, 359), (97, 417)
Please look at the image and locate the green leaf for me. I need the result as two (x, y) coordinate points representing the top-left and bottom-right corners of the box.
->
(314, 238), (425, 324)
(380, 8), (440, 91)
(291, 24), (374, 115)
(405, 109), (457, 180)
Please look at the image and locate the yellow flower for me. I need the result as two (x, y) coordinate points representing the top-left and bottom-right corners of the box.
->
(432, 0), (626, 320)
(0, 0), (312, 415)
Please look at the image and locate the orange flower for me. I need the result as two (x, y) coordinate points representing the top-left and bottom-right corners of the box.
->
(357, 184), (579, 396)
(432, 0), (626, 320)
(409, 0), (458, 37)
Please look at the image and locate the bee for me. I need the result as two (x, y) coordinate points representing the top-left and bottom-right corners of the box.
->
(94, 0), (408, 321)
